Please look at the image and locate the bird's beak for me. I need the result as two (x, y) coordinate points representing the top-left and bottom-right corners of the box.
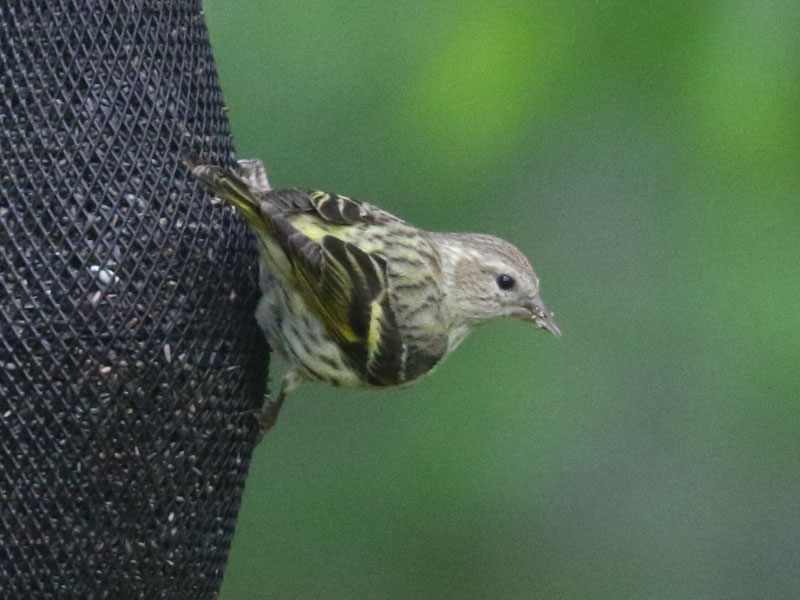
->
(526, 297), (562, 337)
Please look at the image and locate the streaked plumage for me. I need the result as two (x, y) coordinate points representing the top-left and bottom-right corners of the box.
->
(186, 156), (560, 435)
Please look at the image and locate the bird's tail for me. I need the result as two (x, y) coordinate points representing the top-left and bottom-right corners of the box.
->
(182, 153), (266, 231)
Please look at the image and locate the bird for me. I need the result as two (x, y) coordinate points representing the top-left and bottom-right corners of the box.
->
(186, 156), (560, 436)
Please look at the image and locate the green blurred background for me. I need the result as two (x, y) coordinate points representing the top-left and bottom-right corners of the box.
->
(203, 1), (800, 598)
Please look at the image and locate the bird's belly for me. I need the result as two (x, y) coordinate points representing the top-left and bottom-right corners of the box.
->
(255, 276), (361, 387)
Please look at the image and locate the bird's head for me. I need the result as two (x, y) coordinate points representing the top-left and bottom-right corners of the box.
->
(437, 233), (561, 336)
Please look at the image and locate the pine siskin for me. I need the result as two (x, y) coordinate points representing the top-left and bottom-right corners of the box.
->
(187, 156), (560, 435)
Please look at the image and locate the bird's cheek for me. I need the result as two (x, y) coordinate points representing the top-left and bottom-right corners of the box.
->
(510, 305), (534, 322)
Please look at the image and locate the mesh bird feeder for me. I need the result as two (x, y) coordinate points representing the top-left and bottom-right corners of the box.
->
(0, 1), (268, 597)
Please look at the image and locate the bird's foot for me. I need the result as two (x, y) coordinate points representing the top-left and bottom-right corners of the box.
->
(237, 158), (271, 193)
(235, 389), (286, 443)
(252, 389), (287, 441)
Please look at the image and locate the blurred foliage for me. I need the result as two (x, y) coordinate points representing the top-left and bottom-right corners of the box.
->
(203, 1), (800, 598)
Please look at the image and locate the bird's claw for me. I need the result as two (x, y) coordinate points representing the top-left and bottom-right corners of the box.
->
(253, 390), (287, 440)
(234, 389), (286, 442)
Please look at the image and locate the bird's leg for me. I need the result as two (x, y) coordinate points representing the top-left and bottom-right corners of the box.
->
(253, 386), (287, 438)
(252, 370), (300, 440)
(236, 158), (271, 193)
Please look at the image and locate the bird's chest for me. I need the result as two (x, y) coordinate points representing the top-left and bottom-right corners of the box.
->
(255, 271), (361, 387)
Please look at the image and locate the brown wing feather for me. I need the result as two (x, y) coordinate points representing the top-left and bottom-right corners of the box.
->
(260, 188), (367, 224)
(189, 162), (431, 386)
(260, 189), (407, 385)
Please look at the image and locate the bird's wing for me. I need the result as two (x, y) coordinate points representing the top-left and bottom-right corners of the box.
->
(187, 159), (427, 385)
(262, 189), (408, 386)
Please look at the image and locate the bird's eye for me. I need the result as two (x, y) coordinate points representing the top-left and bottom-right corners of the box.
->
(496, 274), (516, 290)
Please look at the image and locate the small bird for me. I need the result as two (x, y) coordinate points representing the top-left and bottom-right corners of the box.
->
(187, 156), (560, 435)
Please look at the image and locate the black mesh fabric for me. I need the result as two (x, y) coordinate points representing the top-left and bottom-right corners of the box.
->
(0, 1), (268, 597)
